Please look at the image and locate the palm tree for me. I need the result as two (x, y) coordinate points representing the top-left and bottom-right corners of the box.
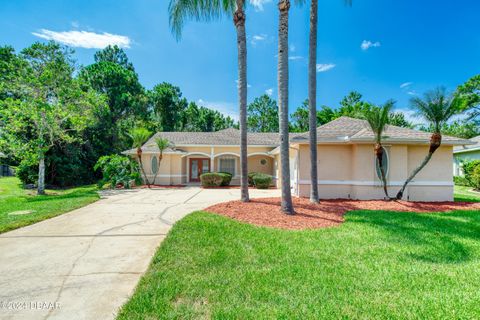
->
(129, 127), (152, 187)
(308, 0), (319, 203)
(364, 101), (394, 199)
(278, 0), (295, 214)
(169, 0), (249, 202)
(396, 87), (462, 200)
(307, 0), (351, 204)
(150, 137), (171, 186)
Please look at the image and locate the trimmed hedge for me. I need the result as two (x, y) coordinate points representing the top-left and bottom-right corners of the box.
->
(472, 166), (480, 190)
(217, 172), (233, 186)
(248, 172), (258, 186)
(200, 173), (223, 187)
(252, 173), (272, 189)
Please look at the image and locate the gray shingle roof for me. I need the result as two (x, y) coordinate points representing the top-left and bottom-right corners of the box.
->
(145, 128), (286, 147)
(291, 116), (474, 145)
(454, 135), (480, 152)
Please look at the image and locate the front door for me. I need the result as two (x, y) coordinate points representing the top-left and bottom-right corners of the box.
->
(189, 158), (210, 182)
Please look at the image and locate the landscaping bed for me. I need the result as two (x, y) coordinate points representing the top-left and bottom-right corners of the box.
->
(205, 197), (480, 230)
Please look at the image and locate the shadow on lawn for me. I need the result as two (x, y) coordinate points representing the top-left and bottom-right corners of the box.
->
(23, 188), (98, 203)
(350, 209), (480, 264)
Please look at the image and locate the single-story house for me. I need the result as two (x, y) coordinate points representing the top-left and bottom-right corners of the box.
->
(123, 116), (473, 201)
(453, 135), (480, 176)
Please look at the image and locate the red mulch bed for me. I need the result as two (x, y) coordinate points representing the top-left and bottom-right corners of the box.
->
(136, 185), (186, 189)
(205, 197), (480, 230)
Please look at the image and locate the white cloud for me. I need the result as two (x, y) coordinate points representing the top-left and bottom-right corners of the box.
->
(361, 40), (381, 51)
(197, 99), (238, 121)
(249, 0), (272, 11)
(32, 29), (131, 49)
(400, 82), (413, 89)
(290, 44), (296, 52)
(289, 55), (303, 61)
(265, 88), (274, 96)
(407, 90), (418, 96)
(251, 34), (268, 45)
(316, 63), (336, 72)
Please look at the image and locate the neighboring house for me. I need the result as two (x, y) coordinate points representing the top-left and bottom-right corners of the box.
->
(123, 116), (472, 201)
(453, 135), (480, 176)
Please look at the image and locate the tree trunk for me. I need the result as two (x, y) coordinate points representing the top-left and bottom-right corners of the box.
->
(308, 0), (319, 203)
(137, 148), (150, 187)
(396, 133), (441, 200)
(278, 0), (294, 214)
(375, 144), (390, 199)
(150, 152), (163, 187)
(235, 0), (249, 202)
(38, 154), (46, 195)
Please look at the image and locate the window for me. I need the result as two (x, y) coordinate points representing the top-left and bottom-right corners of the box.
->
(260, 158), (267, 165)
(219, 157), (236, 176)
(375, 147), (389, 180)
(151, 156), (158, 174)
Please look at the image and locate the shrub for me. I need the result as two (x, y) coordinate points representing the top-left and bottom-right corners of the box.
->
(248, 172), (258, 186)
(472, 166), (480, 190)
(463, 160), (480, 187)
(253, 173), (272, 189)
(454, 176), (469, 186)
(200, 173), (224, 187)
(94, 155), (141, 189)
(217, 172), (233, 186)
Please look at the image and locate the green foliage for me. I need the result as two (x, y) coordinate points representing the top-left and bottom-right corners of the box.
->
(463, 160), (480, 188)
(149, 83), (188, 132)
(181, 102), (236, 132)
(410, 87), (462, 133)
(420, 120), (480, 139)
(94, 155), (140, 189)
(94, 45), (135, 71)
(456, 74), (480, 121)
(247, 95), (279, 132)
(247, 172), (258, 186)
(363, 100), (394, 144)
(471, 166), (480, 190)
(129, 127), (151, 149)
(200, 172), (224, 187)
(454, 175), (469, 187)
(217, 172), (233, 186)
(252, 173), (272, 189)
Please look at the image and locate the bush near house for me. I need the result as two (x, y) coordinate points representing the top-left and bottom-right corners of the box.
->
(200, 173), (224, 187)
(252, 173), (273, 189)
(94, 155), (141, 189)
(454, 176), (469, 186)
(463, 160), (480, 189)
(217, 172), (233, 186)
(248, 172), (258, 186)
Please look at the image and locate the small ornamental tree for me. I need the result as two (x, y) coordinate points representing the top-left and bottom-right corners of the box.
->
(129, 127), (152, 186)
(150, 137), (171, 185)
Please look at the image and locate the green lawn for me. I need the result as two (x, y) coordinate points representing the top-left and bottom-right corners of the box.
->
(454, 185), (480, 202)
(0, 177), (99, 233)
(119, 188), (480, 319)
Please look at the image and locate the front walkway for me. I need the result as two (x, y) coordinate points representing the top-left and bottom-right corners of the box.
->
(0, 187), (279, 320)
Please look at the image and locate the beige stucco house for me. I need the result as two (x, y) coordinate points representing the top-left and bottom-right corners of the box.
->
(124, 116), (473, 201)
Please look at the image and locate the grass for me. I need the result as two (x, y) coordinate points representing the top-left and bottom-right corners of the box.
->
(0, 177), (99, 234)
(454, 185), (480, 202)
(118, 189), (480, 319)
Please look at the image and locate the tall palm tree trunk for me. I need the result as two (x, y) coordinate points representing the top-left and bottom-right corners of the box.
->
(235, 0), (249, 202)
(375, 144), (390, 199)
(137, 148), (150, 187)
(278, 0), (294, 214)
(396, 133), (441, 200)
(308, 0), (319, 203)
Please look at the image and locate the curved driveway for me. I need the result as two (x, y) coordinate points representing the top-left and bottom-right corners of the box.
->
(0, 187), (279, 320)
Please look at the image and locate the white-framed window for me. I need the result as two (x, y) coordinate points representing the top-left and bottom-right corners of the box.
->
(375, 147), (389, 180)
(151, 156), (158, 174)
(218, 157), (236, 176)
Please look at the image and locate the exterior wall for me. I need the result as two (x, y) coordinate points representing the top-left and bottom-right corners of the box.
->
(295, 144), (454, 202)
(453, 150), (480, 176)
(137, 145), (276, 185)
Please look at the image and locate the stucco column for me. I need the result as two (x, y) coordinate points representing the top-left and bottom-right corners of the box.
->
(210, 147), (215, 172)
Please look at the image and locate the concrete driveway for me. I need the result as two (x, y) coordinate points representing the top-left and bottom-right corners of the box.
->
(0, 187), (279, 320)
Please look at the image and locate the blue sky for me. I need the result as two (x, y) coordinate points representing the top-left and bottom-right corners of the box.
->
(1, 0), (479, 122)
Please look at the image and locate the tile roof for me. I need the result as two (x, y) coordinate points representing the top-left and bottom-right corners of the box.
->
(291, 116), (474, 145)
